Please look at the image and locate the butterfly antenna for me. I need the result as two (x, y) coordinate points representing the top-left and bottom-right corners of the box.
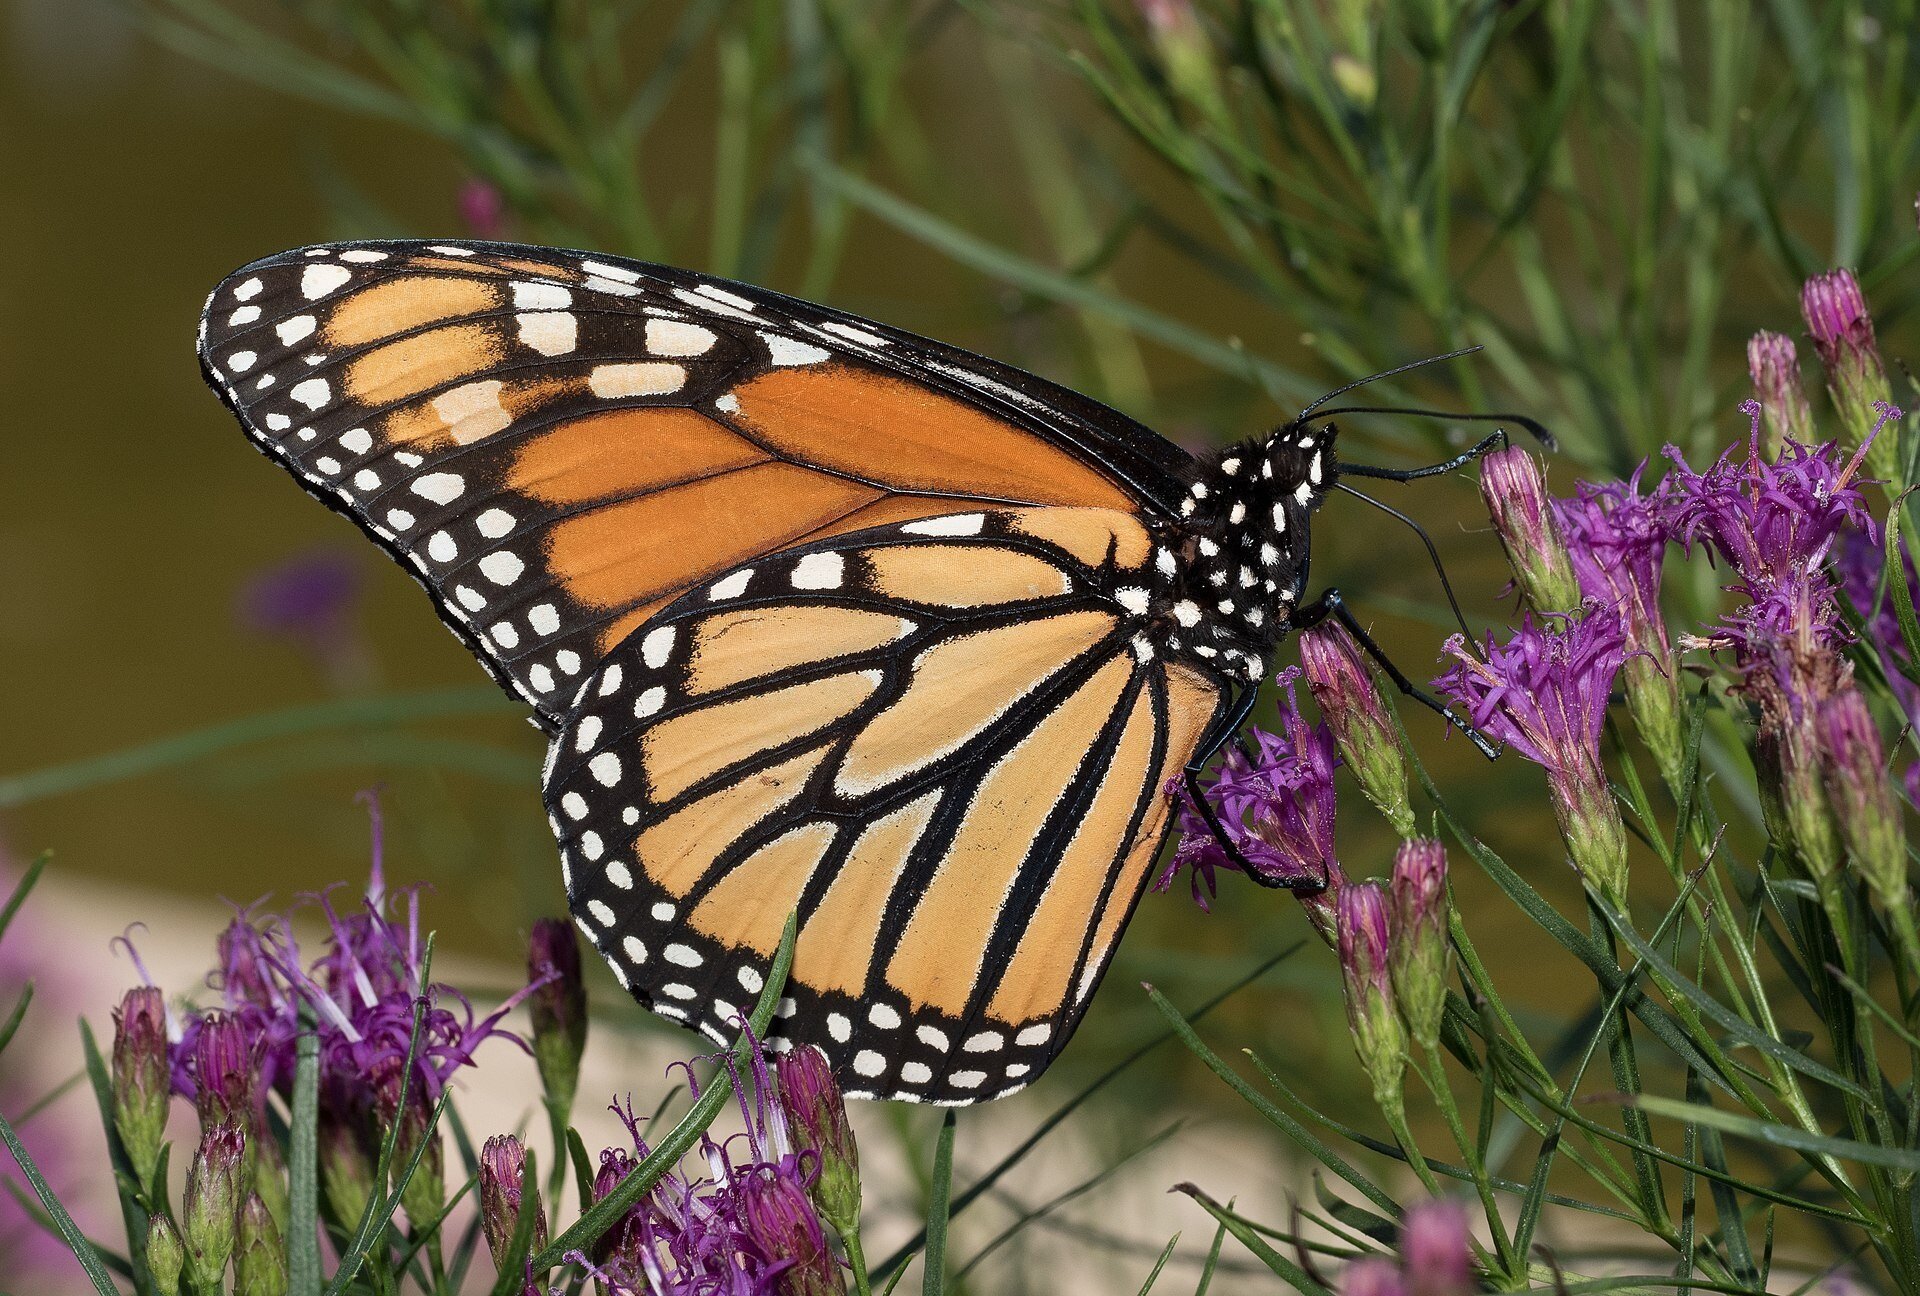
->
(1307, 405), (1556, 451)
(1294, 346), (1483, 422)
(1332, 481), (1480, 649)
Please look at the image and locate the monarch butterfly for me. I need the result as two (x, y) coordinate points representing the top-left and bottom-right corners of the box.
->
(199, 240), (1518, 1105)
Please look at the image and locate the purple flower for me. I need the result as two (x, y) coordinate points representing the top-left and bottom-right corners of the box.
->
(1837, 525), (1920, 720)
(1660, 428), (1873, 604)
(738, 1173), (843, 1296)
(1435, 609), (1631, 904)
(132, 795), (542, 1244)
(236, 548), (371, 689)
(559, 1025), (837, 1295)
(1553, 470), (1684, 778)
(1161, 669), (1346, 935)
(1553, 471), (1672, 659)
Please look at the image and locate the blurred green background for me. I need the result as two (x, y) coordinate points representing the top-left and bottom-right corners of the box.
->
(3, 0), (1919, 1284)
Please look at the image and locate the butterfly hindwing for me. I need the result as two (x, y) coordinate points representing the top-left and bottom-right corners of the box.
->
(198, 241), (1188, 725)
(544, 507), (1227, 1103)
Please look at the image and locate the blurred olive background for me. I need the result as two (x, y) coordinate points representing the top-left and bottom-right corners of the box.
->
(4, 0), (1920, 1284)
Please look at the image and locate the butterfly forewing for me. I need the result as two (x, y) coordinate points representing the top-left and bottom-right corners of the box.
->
(198, 241), (1184, 725)
(545, 508), (1226, 1103)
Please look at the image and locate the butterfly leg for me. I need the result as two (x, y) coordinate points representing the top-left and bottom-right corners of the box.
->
(1294, 589), (1501, 761)
(1335, 430), (1507, 482)
(1179, 691), (1328, 895)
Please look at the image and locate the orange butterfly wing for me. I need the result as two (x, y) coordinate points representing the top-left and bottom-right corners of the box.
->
(198, 241), (1189, 723)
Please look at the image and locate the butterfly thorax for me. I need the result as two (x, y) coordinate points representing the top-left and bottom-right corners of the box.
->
(1142, 421), (1335, 682)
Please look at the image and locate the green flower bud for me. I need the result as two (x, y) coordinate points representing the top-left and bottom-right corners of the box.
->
(111, 987), (171, 1191)
(1389, 840), (1451, 1053)
(318, 1113), (374, 1232)
(372, 1058), (442, 1229)
(146, 1213), (186, 1296)
(1139, 0), (1228, 123)
(1553, 751), (1632, 909)
(183, 1124), (245, 1292)
(1819, 689), (1908, 909)
(233, 1194), (287, 1296)
(1337, 883), (1406, 1115)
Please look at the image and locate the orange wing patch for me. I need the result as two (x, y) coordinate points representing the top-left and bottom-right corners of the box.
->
(547, 508), (1228, 1106)
(719, 365), (1140, 509)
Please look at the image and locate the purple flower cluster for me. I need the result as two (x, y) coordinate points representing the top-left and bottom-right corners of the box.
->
(1552, 470), (1672, 659)
(1436, 608), (1626, 778)
(1436, 608), (1632, 901)
(1660, 415), (1876, 657)
(129, 796), (541, 1217)
(541, 1033), (844, 1296)
(1160, 668), (1345, 934)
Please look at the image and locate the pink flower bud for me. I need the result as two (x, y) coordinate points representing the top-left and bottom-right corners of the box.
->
(1480, 446), (1581, 613)
(1301, 622), (1414, 836)
(1401, 1199), (1474, 1296)
(527, 919), (586, 1119)
(1337, 884), (1405, 1112)
(479, 1135), (548, 1269)
(111, 986), (171, 1190)
(1803, 269), (1897, 474)
(1746, 331), (1815, 457)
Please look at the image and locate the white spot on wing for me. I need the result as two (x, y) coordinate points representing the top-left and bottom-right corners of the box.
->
(761, 333), (830, 366)
(641, 626), (675, 667)
(900, 514), (985, 538)
(512, 281), (572, 310)
(791, 553), (844, 590)
(301, 264), (351, 300)
(589, 363), (685, 398)
(708, 569), (753, 600)
(516, 312), (577, 356)
(646, 319), (716, 356)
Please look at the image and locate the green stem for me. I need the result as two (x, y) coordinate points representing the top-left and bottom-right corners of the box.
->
(842, 1225), (873, 1296)
(1415, 1050), (1516, 1276)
